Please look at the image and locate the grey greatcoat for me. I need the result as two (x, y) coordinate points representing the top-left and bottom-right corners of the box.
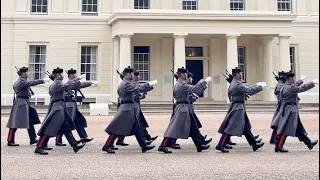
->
(276, 81), (315, 137)
(218, 79), (263, 137)
(163, 78), (207, 139)
(270, 79), (303, 129)
(65, 78), (92, 127)
(105, 77), (152, 136)
(133, 81), (153, 128)
(37, 78), (82, 137)
(6, 77), (44, 129)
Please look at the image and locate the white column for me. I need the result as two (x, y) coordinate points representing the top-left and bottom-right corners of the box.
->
(111, 37), (120, 102)
(119, 33), (133, 72)
(261, 37), (273, 101)
(226, 33), (240, 103)
(278, 34), (291, 72)
(173, 33), (188, 71)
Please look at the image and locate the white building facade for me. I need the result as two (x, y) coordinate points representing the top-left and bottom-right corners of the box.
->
(1, 0), (319, 104)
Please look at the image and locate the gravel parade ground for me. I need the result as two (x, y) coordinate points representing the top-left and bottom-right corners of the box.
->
(1, 113), (319, 180)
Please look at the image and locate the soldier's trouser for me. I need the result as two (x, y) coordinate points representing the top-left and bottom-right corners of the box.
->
(270, 129), (277, 142)
(36, 134), (51, 149)
(104, 133), (119, 147)
(218, 133), (230, 147)
(275, 134), (288, 149)
(116, 136), (125, 143)
(131, 120), (147, 148)
(56, 134), (63, 143)
(7, 125), (37, 143)
(189, 117), (204, 148)
(243, 128), (257, 147)
(76, 124), (88, 140)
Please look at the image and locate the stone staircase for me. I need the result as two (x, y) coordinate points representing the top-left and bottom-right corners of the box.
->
(2, 101), (317, 116)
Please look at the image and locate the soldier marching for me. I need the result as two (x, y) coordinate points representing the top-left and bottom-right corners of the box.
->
(6, 65), (318, 155)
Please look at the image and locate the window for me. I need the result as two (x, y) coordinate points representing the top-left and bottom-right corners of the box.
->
(31, 0), (48, 14)
(29, 45), (46, 80)
(277, 0), (291, 11)
(134, 0), (150, 9)
(81, 46), (98, 80)
(185, 47), (203, 57)
(133, 46), (150, 81)
(230, 0), (245, 11)
(290, 47), (295, 72)
(237, 46), (246, 82)
(82, 0), (98, 14)
(182, 0), (197, 10)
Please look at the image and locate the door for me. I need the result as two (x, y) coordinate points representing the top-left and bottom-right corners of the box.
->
(186, 60), (204, 97)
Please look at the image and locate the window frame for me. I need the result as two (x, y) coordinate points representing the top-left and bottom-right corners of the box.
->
(134, 0), (150, 9)
(80, 45), (99, 81)
(237, 46), (246, 83)
(182, 0), (198, 10)
(81, 0), (99, 15)
(185, 47), (203, 57)
(289, 46), (296, 72)
(133, 46), (150, 82)
(277, 0), (292, 12)
(30, 0), (48, 15)
(230, 0), (245, 11)
(28, 45), (47, 80)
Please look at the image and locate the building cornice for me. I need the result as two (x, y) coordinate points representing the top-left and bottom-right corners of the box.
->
(107, 10), (297, 24)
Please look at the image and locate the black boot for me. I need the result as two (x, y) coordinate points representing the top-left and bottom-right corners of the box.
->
(252, 142), (264, 151)
(42, 146), (53, 151)
(142, 146), (155, 153)
(55, 142), (67, 146)
(34, 148), (49, 155)
(228, 141), (236, 146)
(116, 141), (129, 146)
(225, 144), (233, 149)
(172, 144), (181, 149)
(102, 146), (115, 153)
(197, 144), (210, 152)
(215, 145), (229, 153)
(30, 139), (38, 145)
(256, 137), (262, 144)
(203, 135), (208, 140)
(275, 147), (289, 153)
(110, 145), (118, 150)
(254, 135), (260, 139)
(82, 138), (94, 143)
(269, 139), (275, 144)
(73, 143), (86, 153)
(307, 140), (318, 150)
(158, 146), (172, 153)
(146, 140), (153, 145)
(149, 136), (158, 141)
(7, 142), (19, 146)
(203, 138), (212, 145)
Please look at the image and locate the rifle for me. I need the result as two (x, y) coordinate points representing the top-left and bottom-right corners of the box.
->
(45, 71), (75, 100)
(273, 71), (279, 82)
(15, 66), (35, 96)
(65, 70), (85, 99)
(170, 70), (178, 80)
(223, 70), (250, 100)
(116, 70), (124, 80)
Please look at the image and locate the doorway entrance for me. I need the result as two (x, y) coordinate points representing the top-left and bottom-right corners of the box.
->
(186, 60), (204, 97)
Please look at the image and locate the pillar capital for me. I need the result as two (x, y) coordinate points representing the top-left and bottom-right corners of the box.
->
(118, 33), (134, 38)
(173, 33), (188, 38)
(278, 33), (292, 39)
(112, 36), (120, 41)
(226, 33), (240, 39)
(260, 36), (274, 43)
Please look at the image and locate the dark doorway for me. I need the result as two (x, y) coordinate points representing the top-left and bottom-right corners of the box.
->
(186, 60), (204, 97)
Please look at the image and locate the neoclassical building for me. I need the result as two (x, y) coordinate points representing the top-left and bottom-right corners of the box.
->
(1, 0), (319, 104)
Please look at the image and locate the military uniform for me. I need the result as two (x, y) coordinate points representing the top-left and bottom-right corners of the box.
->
(115, 72), (157, 147)
(269, 71), (304, 144)
(103, 66), (156, 153)
(216, 67), (265, 153)
(55, 69), (94, 146)
(170, 72), (211, 149)
(275, 71), (318, 152)
(158, 67), (211, 153)
(35, 67), (86, 155)
(6, 67), (46, 146)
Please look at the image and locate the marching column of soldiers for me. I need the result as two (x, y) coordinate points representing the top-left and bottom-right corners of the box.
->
(6, 65), (318, 155)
